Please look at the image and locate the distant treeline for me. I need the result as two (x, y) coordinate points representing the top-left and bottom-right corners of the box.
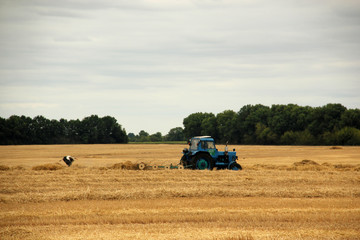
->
(128, 128), (184, 142)
(182, 103), (360, 145)
(1, 103), (360, 145)
(0, 115), (128, 145)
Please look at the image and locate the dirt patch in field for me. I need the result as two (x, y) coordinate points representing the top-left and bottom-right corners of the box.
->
(105, 161), (139, 170)
(333, 164), (360, 171)
(32, 163), (64, 171)
(330, 146), (343, 150)
(293, 159), (319, 166)
(291, 159), (324, 171)
(0, 165), (27, 171)
(0, 165), (10, 171)
(11, 165), (25, 170)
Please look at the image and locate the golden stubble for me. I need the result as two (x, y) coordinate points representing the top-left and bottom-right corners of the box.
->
(0, 144), (359, 240)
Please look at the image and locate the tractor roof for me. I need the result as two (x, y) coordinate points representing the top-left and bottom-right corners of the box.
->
(192, 136), (213, 140)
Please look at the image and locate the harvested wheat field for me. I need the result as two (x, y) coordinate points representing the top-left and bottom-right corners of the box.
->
(0, 144), (359, 240)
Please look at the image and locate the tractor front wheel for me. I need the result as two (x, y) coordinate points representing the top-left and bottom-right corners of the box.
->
(228, 162), (242, 170)
(193, 153), (214, 170)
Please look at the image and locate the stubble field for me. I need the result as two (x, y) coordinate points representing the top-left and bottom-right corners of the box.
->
(0, 144), (359, 240)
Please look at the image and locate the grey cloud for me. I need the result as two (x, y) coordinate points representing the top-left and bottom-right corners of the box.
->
(4, 0), (194, 12)
(36, 9), (86, 18)
(1, 0), (359, 134)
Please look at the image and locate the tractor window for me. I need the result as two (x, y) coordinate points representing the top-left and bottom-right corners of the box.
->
(190, 139), (200, 151)
(206, 141), (215, 149)
(201, 141), (215, 149)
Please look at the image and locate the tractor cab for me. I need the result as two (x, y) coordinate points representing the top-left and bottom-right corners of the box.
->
(189, 136), (218, 158)
(189, 136), (217, 156)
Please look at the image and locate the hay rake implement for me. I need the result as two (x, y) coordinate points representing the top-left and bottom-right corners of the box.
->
(138, 162), (184, 170)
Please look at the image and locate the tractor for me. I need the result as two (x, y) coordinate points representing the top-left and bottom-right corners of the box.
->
(180, 136), (242, 170)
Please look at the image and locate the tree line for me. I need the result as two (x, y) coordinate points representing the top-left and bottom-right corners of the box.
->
(182, 103), (360, 145)
(0, 115), (128, 145)
(128, 127), (185, 142)
(1, 103), (360, 145)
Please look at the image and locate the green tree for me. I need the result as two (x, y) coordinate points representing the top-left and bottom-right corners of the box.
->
(138, 130), (150, 142)
(183, 112), (215, 138)
(334, 127), (360, 145)
(81, 115), (100, 143)
(200, 114), (217, 139)
(49, 119), (66, 144)
(150, 132), (163, 142)
(308, 103), (346, 137)
(216, 110), (237, 143)
(255, 123), (277, 144)
(0, 115), (128, 145)
(340, 109), (360, 129)
(281, 130), (316, 145)
(234, 104), (270, 144)
(165, 127), (185, 141)
(67, 119), (82, 143)
(32, 115), (53, 144)
(99, 116), (127, 143)
(0, 117), (6, 144)
(127, 133), (136, 142)
(4, 115), (28, 144)
(270, 104), (312, 135)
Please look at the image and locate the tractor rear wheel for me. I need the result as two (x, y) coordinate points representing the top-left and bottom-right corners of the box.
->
(193, 153), (214, 170)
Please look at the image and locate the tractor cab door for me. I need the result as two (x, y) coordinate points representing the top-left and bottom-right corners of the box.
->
(200, 140), (218, 158)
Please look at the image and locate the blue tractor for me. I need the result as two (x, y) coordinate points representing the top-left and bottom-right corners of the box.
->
(180, 136), (242, 170)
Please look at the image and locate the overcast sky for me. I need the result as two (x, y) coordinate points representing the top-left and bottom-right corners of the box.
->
(1, 0), (359, 135)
